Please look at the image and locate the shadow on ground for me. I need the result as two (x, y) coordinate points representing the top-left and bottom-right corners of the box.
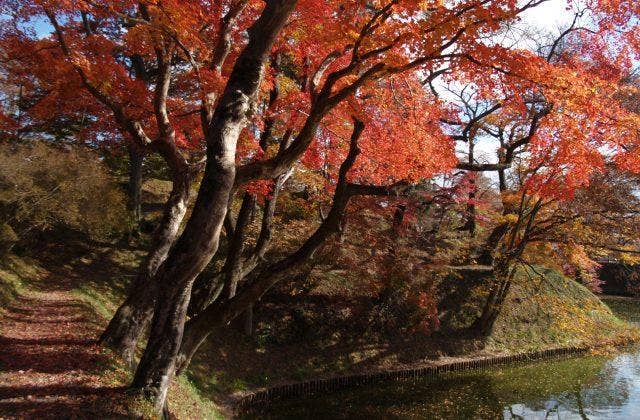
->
(0, 239), (136, 419)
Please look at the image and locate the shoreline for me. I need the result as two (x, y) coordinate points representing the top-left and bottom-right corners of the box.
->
(235, 335), (639, 414)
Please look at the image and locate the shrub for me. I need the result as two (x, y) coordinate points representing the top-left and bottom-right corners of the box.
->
(0, 140), (128, 241)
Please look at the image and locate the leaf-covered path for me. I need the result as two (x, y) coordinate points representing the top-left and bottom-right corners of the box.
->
(0, 266), (128, 419)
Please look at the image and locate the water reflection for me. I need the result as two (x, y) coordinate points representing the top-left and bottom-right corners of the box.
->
(252, 347), (640, 419)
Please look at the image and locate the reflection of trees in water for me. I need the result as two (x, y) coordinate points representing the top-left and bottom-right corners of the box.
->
(565, 352), (640, 414)
(507, 405), (526, 419)
(489, 355), (605, 416)
(503, 352), (639, 419)
(258, 350), (640, 419)
(574, 386), (589, 420)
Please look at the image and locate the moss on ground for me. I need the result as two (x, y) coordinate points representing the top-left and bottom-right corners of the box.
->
(0, 254), (43, 307)
(181, 265), (640, 412)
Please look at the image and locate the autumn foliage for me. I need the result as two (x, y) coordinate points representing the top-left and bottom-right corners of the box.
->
(1, 0), (640, 414)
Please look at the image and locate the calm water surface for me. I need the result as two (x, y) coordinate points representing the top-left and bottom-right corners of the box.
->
(252, 347), (640, 419)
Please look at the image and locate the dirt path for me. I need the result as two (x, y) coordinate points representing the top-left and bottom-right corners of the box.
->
(0, 271), (128, 419)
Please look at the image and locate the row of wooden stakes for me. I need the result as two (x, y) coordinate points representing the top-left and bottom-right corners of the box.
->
(236, 345), (596, 412)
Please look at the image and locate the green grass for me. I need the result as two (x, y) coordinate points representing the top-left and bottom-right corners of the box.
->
(174, 376), (226, 420)
(69, 272), (225, 418)
(5, 240), (637, 420)
(254, 349), (613, 419)
(0, 265), (23, 307)
(72, 282), (123, 320)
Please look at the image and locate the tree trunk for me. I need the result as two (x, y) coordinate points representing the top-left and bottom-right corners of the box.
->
(462, 141), (476, 236)
(471, 262), (513, 336)
(188, 271), (224, 317)
(174, 119), (365, 375)
(129, 1), (298, 413)
(130, 154), (236, 409)
(174, 185), (349, 374)
(188, 166), (290, 317)
(222, 193), (256, 298)
(463, 186), (477, 236)
(471, 279), (511, 336)
(477, 222), (510, 266)
(392, 204), (406, 232)
(100, 172), (191, 366)
(127, 145), (144, 236)
(188, 193), (255, 315)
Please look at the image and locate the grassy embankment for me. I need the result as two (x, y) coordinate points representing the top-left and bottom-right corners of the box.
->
(485, 266), (639, 352)
(600, 295), (640, 323)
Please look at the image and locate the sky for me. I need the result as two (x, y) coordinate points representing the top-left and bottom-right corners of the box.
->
(31, 17), (53, 38)
(522, 0), (577, 30)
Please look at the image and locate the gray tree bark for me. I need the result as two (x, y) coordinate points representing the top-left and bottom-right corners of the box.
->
(100, 170), (191, 366)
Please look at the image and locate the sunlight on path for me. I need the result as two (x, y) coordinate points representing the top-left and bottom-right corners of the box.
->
(0, 275), (127, 419)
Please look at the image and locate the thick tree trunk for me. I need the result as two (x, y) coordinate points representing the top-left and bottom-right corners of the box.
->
(127, 145), (144, 236)
(100, 172), (191, 366)
(129, 1), (298, 413)
(189, 74), (284, 315)
(130, 156), (236, 410)
(102, 32), (196, 368)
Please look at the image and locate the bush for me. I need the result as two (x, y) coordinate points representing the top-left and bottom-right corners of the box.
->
(0, 140), (128, 241)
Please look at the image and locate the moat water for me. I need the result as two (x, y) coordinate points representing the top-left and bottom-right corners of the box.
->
(254, 346), (640, 419)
